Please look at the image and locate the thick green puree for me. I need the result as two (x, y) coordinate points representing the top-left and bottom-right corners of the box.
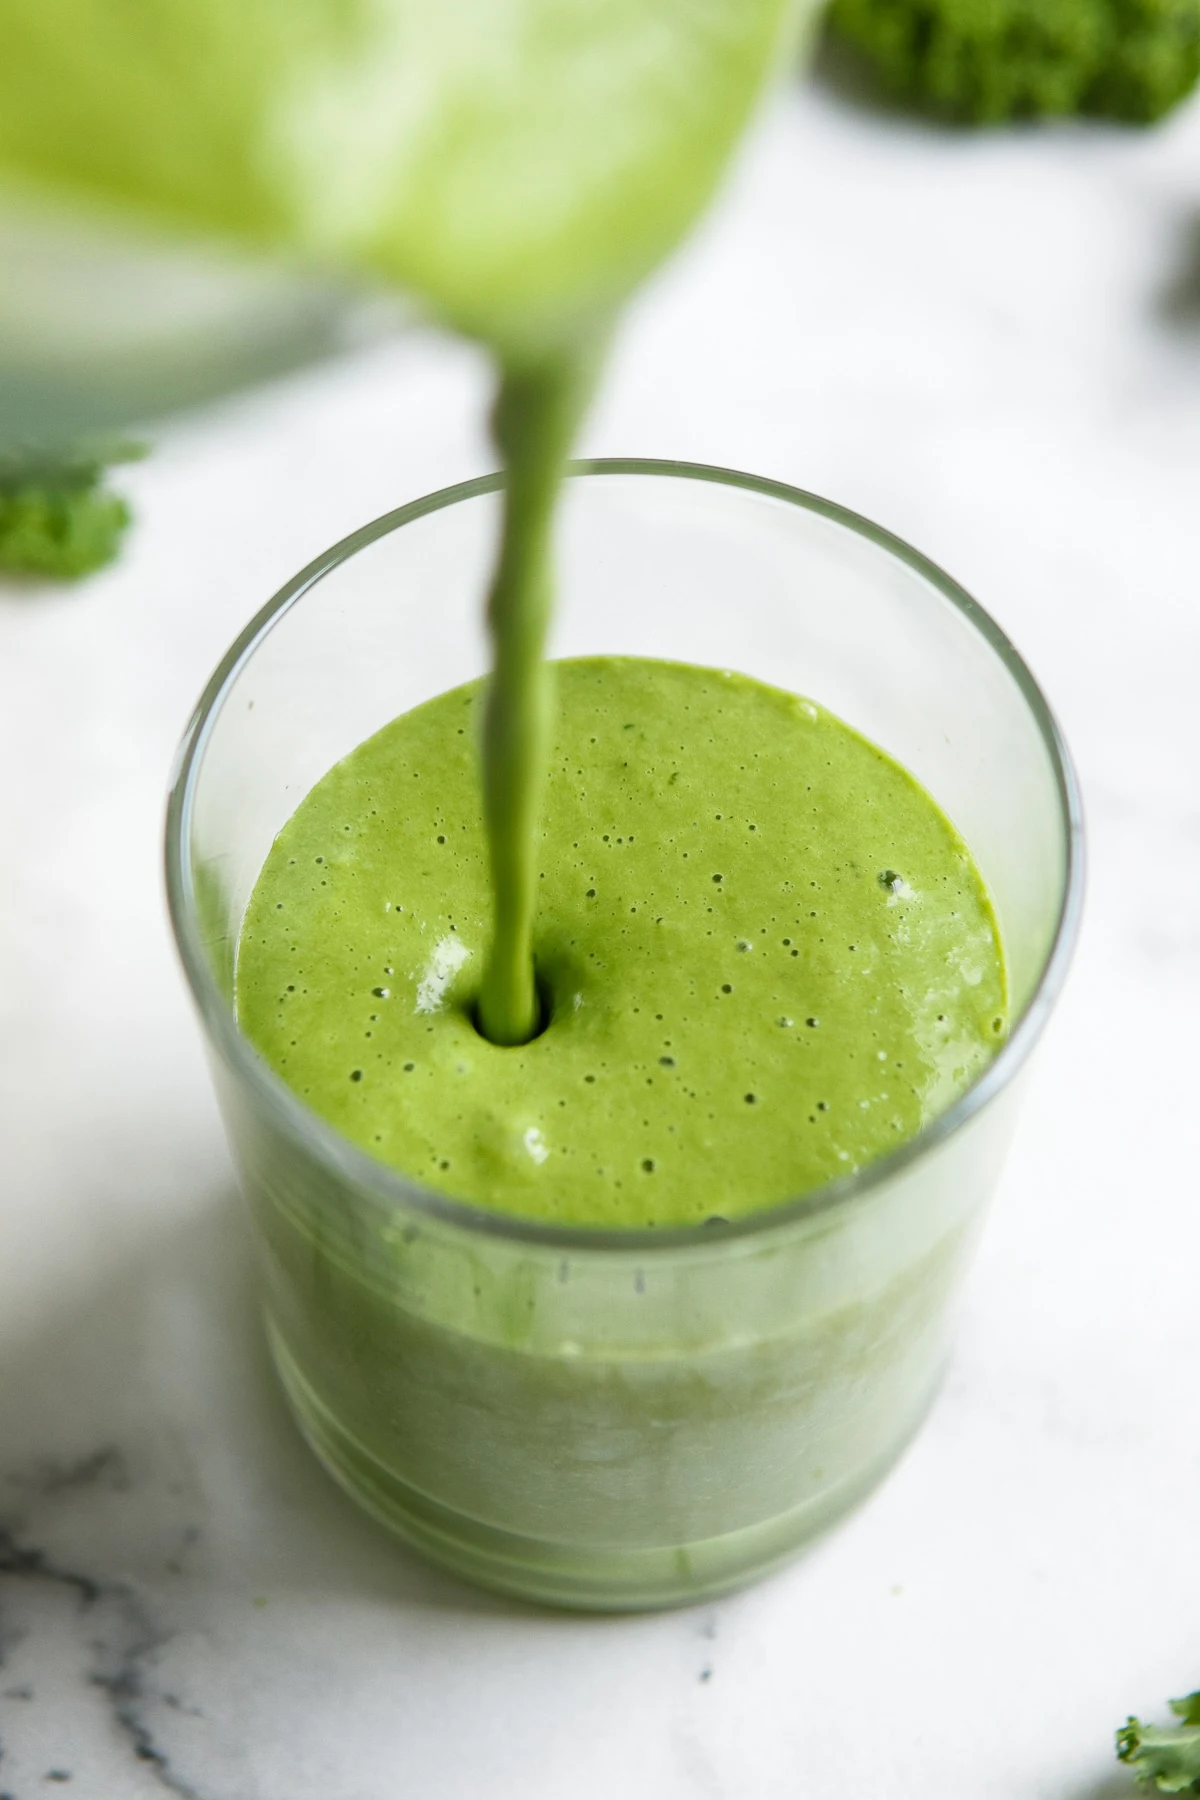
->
(236, 656), (1005, 1227)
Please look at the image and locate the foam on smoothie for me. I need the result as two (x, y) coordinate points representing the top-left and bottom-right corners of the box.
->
(236, 656), (1006, 1227)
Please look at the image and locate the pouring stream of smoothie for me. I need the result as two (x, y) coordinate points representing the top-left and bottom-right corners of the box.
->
(477, 344), (601, 1046)
(0, 0), (808, 1051)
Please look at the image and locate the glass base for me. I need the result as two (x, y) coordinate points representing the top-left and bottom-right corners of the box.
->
(266, 1314), (941, 1613)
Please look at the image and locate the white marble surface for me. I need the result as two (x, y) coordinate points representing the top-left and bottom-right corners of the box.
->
(3, 70), (1200, 1800)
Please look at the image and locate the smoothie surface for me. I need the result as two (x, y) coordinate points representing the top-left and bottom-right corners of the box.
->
(236, 657), (1006, 1226)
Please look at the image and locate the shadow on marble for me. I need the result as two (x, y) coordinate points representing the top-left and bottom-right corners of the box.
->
(0, 1186), (519, 1624)
(1063, 1773), (1134, 1800)
(0, 572), (86, 605)
(1158, 213), (1200, 330)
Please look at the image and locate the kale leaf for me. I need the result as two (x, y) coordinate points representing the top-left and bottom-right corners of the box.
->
(825, 0), (1200, 124)
(0, 442), (142, 580)
(1118, 1692), (1200, 1792)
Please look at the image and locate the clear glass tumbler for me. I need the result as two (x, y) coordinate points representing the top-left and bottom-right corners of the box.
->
(166, 461), (1082, 1611)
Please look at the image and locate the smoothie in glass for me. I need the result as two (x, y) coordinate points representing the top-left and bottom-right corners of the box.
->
(166, 463), (1081, 1609)
(236, 657), (1007, 1226)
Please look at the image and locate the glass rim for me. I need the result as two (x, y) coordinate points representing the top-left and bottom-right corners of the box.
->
(165, 457), (1085, 1255)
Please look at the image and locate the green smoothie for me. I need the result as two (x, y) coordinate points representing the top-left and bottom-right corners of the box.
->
(236, 656), (1005, 1226)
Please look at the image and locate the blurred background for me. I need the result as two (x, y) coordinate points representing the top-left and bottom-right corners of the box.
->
(2, 6), (1199, 1798)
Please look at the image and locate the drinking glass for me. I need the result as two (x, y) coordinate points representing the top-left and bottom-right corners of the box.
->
(166, 461), (1083, 1610)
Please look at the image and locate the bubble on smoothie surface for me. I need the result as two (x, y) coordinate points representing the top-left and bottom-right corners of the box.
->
(235, 656), (1007, 1229)
(415, 936), (472, 1014)
(523, 1127), (551, 1166)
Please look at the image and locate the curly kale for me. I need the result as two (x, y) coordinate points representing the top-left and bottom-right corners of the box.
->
(824, 0), (1200, 124)
(1118, 1692), (1200, 1792)
(0, 442), (142, 579)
